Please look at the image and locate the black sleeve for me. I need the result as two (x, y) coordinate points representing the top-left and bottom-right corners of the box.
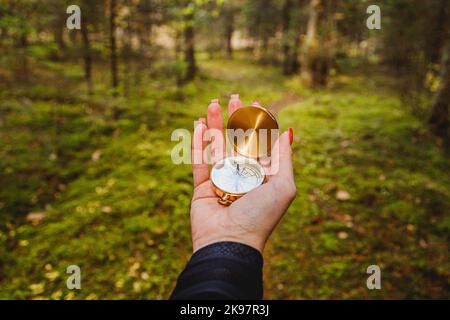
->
(170, 241), (263, 300)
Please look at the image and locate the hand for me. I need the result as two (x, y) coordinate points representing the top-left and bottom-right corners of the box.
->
(190, 95), (296, 253)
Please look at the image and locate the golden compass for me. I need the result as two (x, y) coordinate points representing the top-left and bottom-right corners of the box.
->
(211, 103), (279, 206)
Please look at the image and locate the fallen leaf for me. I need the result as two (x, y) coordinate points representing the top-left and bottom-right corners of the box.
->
(336, 190), (351, 201)
(29, 283), (45, 295)
(19, 239), (29, 247)
(91, 149), (102, 161)
(101, 206), (113, 213)
(334, 213), (353, 222)
(48, 153), (57, 161)
(419, 239), (428, 248)
(45, 271), (60, 281)
(338, 231), (348, 239)
(340, 140), (351, 148)
(26, 212), (47, 224)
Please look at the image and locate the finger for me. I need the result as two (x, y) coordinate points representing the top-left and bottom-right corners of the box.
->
(207, 99), (225, 161)
(207, 99), (223, 131)
(228, 94), (242, 116)
(268, 130), (294, 180)
(192, 120), (209, 188)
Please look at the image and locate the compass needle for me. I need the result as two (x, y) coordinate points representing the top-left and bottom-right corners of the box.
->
(211, 156), (265, 203)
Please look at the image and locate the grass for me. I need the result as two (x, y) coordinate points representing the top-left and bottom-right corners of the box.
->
(0, 57), (449, 299)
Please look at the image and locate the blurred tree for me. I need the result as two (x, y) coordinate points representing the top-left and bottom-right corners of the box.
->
(300, 0), (319, 85)
(2, 0), (449, 129)
(381, 1), (448, 93)
(109, 0), (119, 94)
(135, 0), (168, 60)
(79, 1), (104, 95)
(281, 0), (293, 74)
(243, 0), (279, 62)
(428, 5), (450, 142)
(302, 0), (339, 86)
(429, 42), (450, 141)
(222, 0), (237, 58)
(183, 2), (197, 81)
(426, 0), (450, 65)
(137, 0), (156, 50)
(281, 0), (307, 74)
(1, 0), (35, 80)
(81, 21), (93, 95)
(172, 0), (220, 83)
(46, 0), (68, 51)
(379, 0), (450, 140)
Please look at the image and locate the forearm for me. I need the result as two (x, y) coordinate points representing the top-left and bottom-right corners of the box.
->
(170, 241), (263, 300)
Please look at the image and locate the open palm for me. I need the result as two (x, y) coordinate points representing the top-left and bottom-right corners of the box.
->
(190, 95), (296, 253)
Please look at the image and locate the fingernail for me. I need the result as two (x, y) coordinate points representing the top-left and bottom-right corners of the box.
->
(199, 117), (206, 125)
(210, 98), (219, 104)
(230, 94), (239, 100)
(289, 128), (293, 145)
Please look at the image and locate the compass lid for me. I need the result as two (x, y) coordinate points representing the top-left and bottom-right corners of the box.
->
(226, 104), (279, 158)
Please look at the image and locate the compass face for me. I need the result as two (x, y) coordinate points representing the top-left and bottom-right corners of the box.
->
(211, 156), (265, 194)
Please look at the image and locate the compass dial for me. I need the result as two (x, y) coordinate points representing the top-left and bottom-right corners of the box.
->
(211, 156), (265, 194)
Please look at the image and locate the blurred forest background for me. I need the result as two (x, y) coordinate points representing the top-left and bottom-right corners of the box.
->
(0, 0), (449, 299)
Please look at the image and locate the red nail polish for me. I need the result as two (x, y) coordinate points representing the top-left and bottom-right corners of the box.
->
(289, 128), (293, 145)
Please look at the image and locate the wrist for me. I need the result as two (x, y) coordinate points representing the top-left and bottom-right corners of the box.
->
(193, 235), (265, 253)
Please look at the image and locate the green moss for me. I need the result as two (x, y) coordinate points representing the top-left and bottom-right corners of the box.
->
(1, 59), (449, 299)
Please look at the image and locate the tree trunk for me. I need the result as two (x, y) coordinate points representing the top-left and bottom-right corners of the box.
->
(315, 0), (337, 86)
(17, 31), (28, 81)
(282, 0), (292, 74)
(225, 22), (233, 58)
(261, 36), (269, 62)
(427, 0), (449, 64)
(81, 23), (93, 95)
(109, 0), (119, 94)
(287, 0), (307, 74)
(224, 5), (234, 58)
(174, 30), (183, 88)
(183, 11), (196, 82)
(123, 4), (133, 98)
(54, 23), (66, 50)
(428, 42), (450, 141)
(139, 0), (153, 57)
(290, 27), (302, 73)
(0, 26), (7, 45)
(301, 0), (320, 85)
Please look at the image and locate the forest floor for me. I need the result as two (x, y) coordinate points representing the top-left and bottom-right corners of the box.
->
(0, 57), (449, 299)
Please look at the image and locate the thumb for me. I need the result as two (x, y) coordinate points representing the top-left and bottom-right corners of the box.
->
(269, 130), (294, 180)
